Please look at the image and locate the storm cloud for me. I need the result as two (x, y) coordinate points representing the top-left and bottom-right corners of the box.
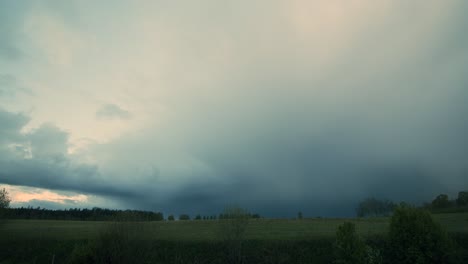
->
(0, 0), (468, 217)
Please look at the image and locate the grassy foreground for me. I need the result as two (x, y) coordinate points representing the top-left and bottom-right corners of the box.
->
(1, 212), (467, 241)
(1, 213), (468, 263)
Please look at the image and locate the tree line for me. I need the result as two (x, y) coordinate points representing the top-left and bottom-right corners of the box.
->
(425, 191), (468, 212)
(166, 212), (261, 221)
(1, 206), (164, 221)
(2, 187), (467, 221)
(356, 190), (468, 217)
(1, 188), (264, 222)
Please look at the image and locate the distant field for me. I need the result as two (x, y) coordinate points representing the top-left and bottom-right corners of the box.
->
(1, 213), (467, 241)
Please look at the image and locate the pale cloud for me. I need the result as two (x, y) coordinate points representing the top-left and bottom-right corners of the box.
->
(22, 9), (86, 67)
(5, 185), (88, 204)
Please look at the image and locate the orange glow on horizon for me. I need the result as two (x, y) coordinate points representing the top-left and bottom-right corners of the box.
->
(3, 185), (88, 205)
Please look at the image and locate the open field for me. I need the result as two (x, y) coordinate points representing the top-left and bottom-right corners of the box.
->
(1, 213), (468, 263)
(2, 212), (467, 241)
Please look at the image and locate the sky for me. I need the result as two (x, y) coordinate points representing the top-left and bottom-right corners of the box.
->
(1, 0), (468, 217)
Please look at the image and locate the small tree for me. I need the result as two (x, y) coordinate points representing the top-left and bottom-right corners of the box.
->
(334, 222), (367, 264)
(168, 215), (175, 221)
(456, 191), (468, 206)
(195, 214), (202, 220)
(388, 205), (453, 263)
(431, 194), (450, 209)
(0, 188), (10, 209)
(297, 211), (303, 219)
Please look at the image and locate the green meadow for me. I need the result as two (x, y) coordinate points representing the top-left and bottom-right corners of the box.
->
(1, 213), (468, 263)
(2, 212), (467, 242)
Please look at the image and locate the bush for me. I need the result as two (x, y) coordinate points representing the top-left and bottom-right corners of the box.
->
(334, 222), (368, 264)
(388, 205), (454, 263)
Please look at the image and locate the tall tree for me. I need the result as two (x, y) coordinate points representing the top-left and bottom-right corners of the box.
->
(431, 194), (450, 209)
(0, 188), (11, 209)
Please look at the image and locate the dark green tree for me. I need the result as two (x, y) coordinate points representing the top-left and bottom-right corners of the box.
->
(431, 194), (450, 209)
(333, 222), (367, 264)
(168, 215), (175, 221)
(456, 191), (468, 206)
(388, 205), (453, 263)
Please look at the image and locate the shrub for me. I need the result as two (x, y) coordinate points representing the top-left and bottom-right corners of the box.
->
(388, 205), (454, 263)
(333, 222), (368, 264)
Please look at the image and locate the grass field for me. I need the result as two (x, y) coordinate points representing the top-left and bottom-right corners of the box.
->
(1, 213), (468, 263)
(2, 212), (467, 241)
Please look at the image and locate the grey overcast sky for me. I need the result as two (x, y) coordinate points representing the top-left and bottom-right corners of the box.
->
(1, 0), (468, 217)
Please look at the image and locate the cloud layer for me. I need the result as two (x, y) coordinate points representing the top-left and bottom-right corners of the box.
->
(1, 0), (468, 217)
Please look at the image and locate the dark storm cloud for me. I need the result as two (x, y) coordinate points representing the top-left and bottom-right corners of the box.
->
(96, 104), (132, 121)
(1, 1), (468, 217)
